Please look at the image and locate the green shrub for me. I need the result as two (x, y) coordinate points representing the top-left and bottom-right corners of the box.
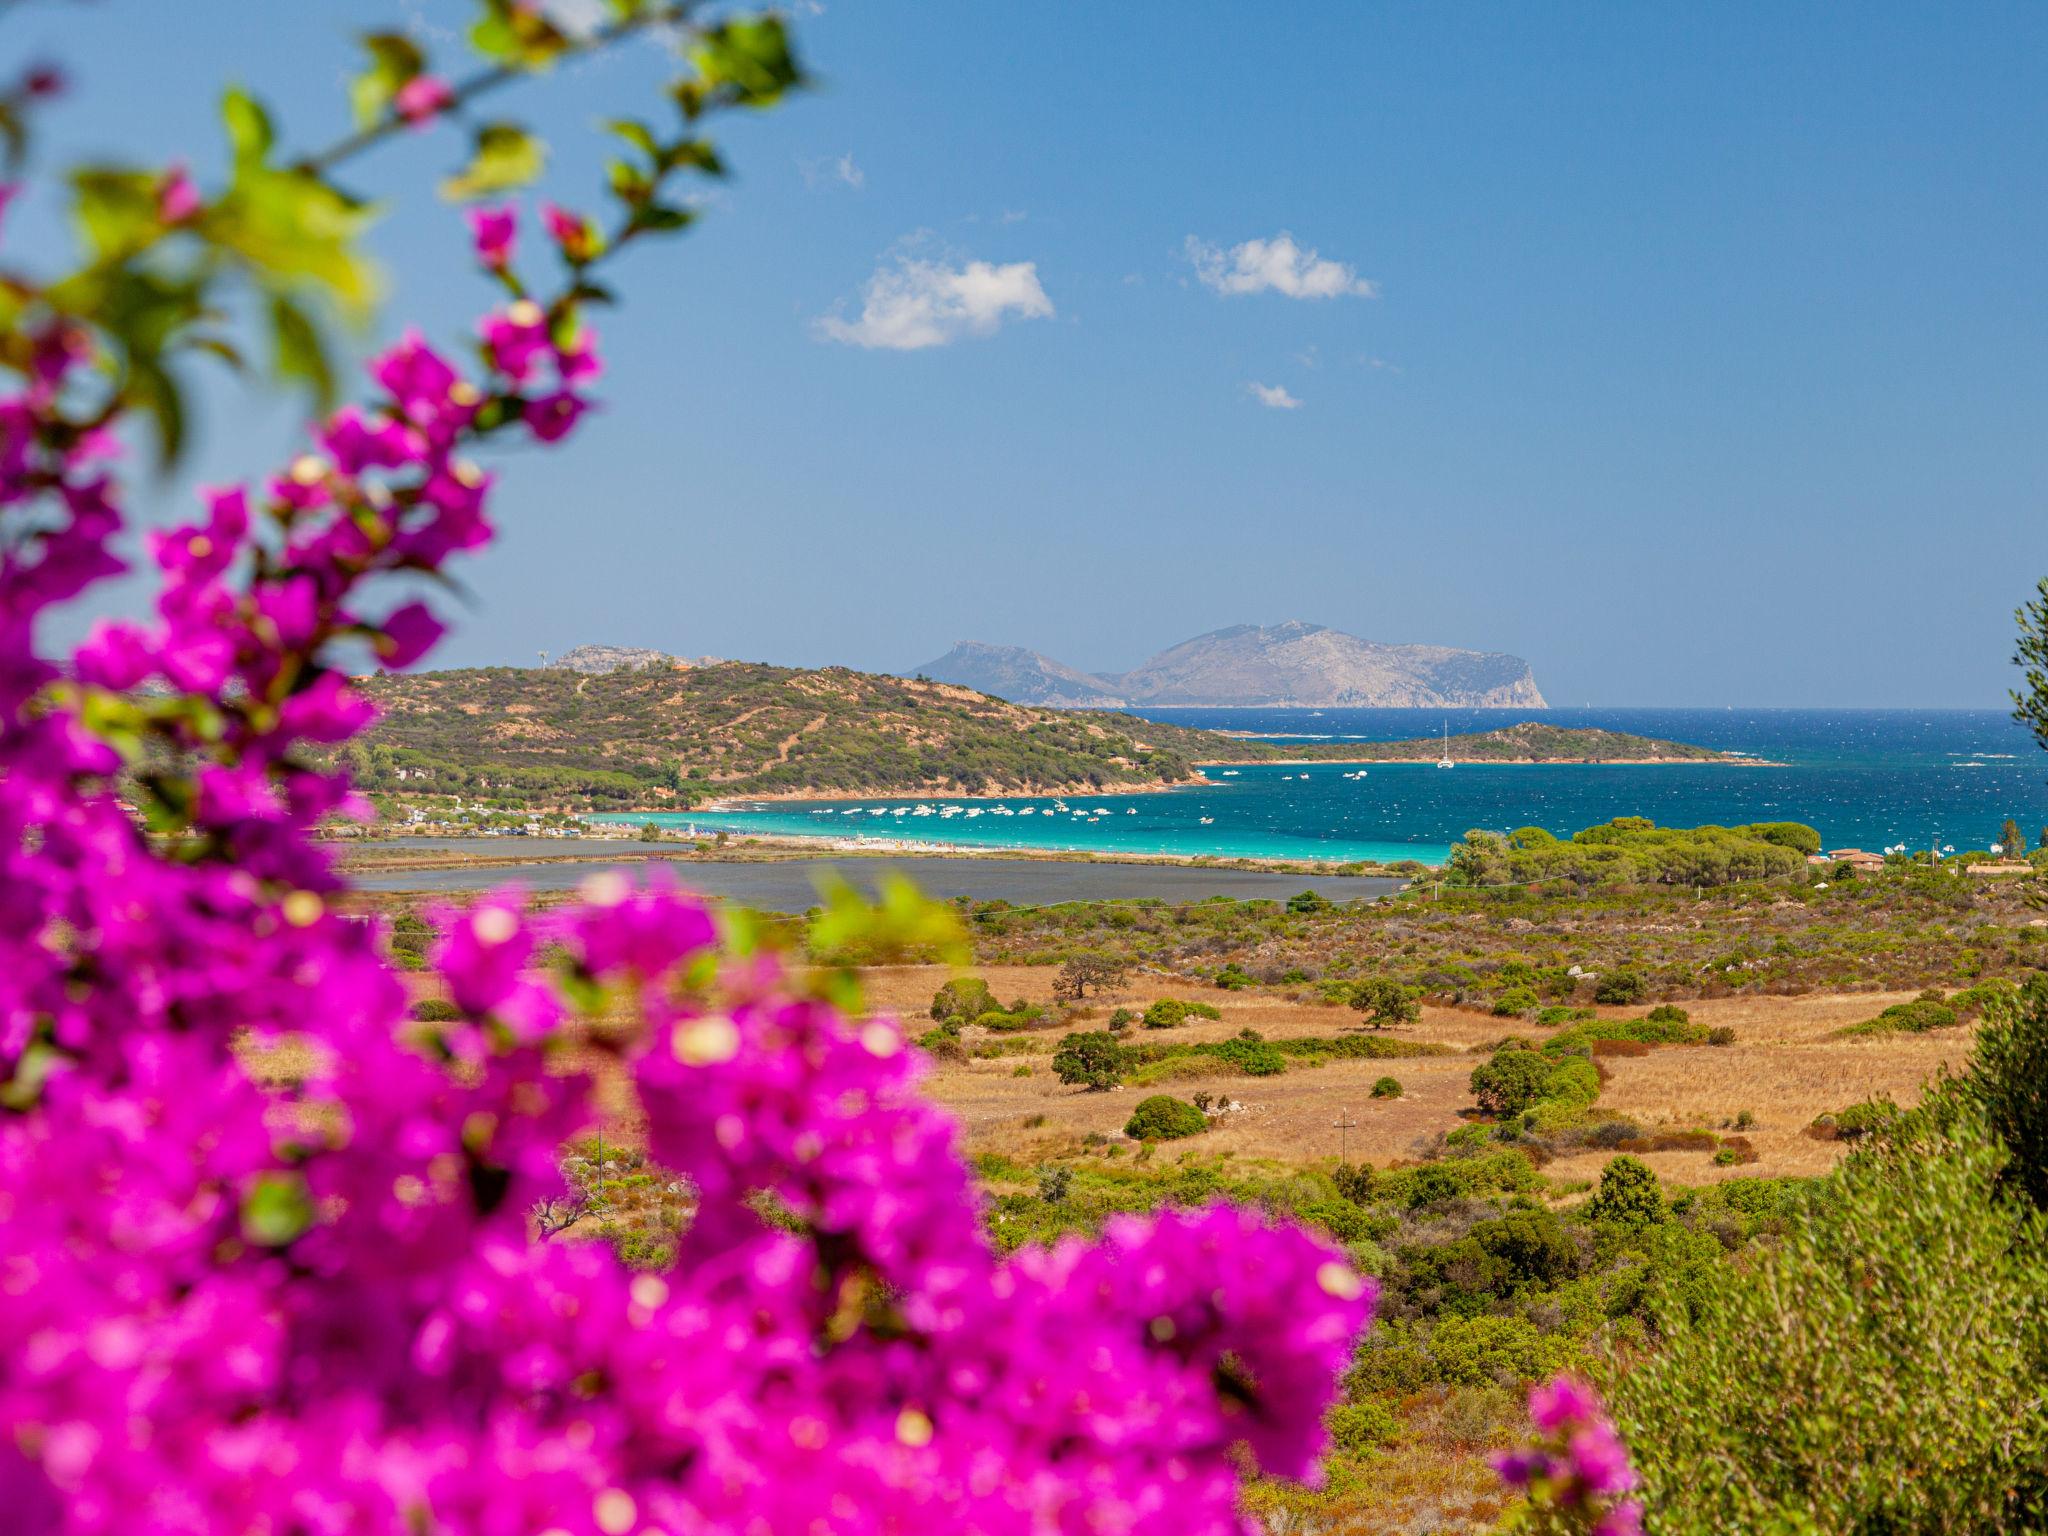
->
(1840, 998), (1959, 1037)
(1543, 1014), (1710, 1054)
(930, 976), (997, 1023)
(1973, 985), (2048, 1209)
(1537, 1055), (1601, 1110)
(1295, 1196), (1385, 1244)
(1325, 1399), (1398, 1454)
(1470, 1047), (1567, 1117)
(1142, 999), (1190, 1030)
(1536, 1005), (1593, 1027)
(1051, 1031), (1125, 1091)
(1140, 998), (1218, 1029)
(1492, 985), (1540, 1018)
(1369, 1076), (1402, 1099)
(1645, 1003), (1691, 1025)
(1106, 1007), (1135, 1032)
(914, 1026), (967, 1063)
(1609, 1117), (2048, 1532)
(409, 997), (461, 1022)
(1123, 1095), (1208, 1141)
(1832, 1097), (1900, 1140)
(1213, 963), (1253, 990)
(1585, 1154), (1664, 1228)
(972, 1005), (1046, 1033)
(1202, 1036), (1285, 1076)
(1428, 1313), (1576, 1388)
(1595, 969), (1648, 1006)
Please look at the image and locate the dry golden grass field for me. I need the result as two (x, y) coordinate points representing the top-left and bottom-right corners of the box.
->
(855, 965), (1973, 1185)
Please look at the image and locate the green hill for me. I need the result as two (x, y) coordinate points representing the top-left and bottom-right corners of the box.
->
(343, 662), (1741, 811)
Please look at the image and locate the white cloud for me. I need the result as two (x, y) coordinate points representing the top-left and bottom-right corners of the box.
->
(1186, 233), (1376, 300)
(799, 152), (864, 191)
(1247, 381), (1303, 410)
(816, 254), (1054, 350)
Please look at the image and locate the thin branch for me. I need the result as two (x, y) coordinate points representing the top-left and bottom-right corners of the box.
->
(292, 4), (695, 180)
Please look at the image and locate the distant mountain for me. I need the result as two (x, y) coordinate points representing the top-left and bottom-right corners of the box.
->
(916, 621), (1546, 708)
(913, 642), (1128, 708)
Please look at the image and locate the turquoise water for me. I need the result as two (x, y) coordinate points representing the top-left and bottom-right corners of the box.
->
(594, 709), (2048, 866)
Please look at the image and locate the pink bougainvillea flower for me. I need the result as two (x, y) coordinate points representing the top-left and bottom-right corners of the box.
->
(372, 600), (445, 669)
(157, 164), (200, 225)
(479, 301), (552, 383)
(541, 201), (598, 263)
(523, 389), (589, 442)
(394, 73), (454, 125)
(467, 206), (516, 271)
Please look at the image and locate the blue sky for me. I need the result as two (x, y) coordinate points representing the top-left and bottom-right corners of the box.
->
(25, 1), (2048, 705)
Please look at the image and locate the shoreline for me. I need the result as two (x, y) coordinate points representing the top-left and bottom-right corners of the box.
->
(686, 755), (1781, 812)
(1199, 755), (1786, 769)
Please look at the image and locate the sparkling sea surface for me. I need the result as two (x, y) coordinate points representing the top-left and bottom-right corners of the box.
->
(593, 708), (2048, 867)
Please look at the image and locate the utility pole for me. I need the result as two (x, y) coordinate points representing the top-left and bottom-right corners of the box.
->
(1332, 1110), (1358, 1166)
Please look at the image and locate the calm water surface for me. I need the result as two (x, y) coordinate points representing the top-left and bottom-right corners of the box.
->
(354, 847), (1400, 908)
(593, 708), (2048, 867)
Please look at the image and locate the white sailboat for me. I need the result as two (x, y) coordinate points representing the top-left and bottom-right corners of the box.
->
(1437, 719), (1454, 769)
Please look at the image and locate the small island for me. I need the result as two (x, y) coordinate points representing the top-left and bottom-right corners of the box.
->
(1225, 721), (1766, 767)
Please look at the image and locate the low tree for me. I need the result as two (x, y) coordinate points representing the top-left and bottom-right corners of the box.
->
(1348, 976), (1422, 1031)
(1469, 1047), (1557, 1118)
(1053, 953), (1129, 1002)
(2002, 817), (2025, 857)
(1585, 1154), (1664, 1228)
(1051, 1031), (1125, 1091)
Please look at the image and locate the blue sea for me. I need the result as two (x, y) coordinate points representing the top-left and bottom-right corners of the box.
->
(596, 709), (2048, 867)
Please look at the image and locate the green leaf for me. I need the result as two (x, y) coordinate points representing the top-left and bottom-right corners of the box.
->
(607, 117), (660, 159)
(211, 166), (381, 317)
(440, 121), (547, 201)
(606, 158), (652, 200)
(0, 1041), (64, 1112)
(662, 139), (725, 177)
(241, 1171), (315, 1247)
(268, 291), (336, 409)
(468, 0), (570, 68)
(221, 87), (275, 170)
(690, 16), (804, 109)
(351, 31), (428, 128)
(69, 168), (161, 259)
(632, 203), (694, 234)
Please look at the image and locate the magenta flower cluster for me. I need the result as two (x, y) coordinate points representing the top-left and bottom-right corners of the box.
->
(0, 199), (1374, 1533)
(1492, 1376), (1644, 1536)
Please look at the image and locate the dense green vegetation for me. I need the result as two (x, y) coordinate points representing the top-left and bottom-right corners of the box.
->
(1610, 995), (2048, 1531)
(975, 981), (2048, 1532)
(1448, 817), (1818, 888)
(348, 661), (1239, 807)
(960, 849), (2048, 1006)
